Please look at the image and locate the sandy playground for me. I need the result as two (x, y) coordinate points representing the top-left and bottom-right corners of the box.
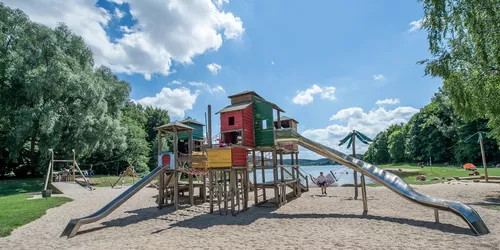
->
(1, 182), (500, 250)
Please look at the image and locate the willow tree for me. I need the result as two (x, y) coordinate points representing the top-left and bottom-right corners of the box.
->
(339, 130), (372, 199)
(419, 0), (500, 148)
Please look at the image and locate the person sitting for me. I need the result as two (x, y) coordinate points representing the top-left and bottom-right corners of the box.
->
(317, 172), (327, 195)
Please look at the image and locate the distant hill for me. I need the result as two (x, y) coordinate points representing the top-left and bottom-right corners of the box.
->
(283, 158), (339, 166)
(248, 154), (364, 166)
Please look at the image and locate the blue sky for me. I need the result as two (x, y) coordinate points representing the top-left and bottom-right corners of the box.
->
(4, 0), (438, 158)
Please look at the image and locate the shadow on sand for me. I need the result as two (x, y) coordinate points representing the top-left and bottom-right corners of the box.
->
(75, 194), (473, 237)
(165, 207), (472, 235)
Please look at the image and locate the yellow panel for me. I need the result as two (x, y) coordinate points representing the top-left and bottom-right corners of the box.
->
(208, 148), (232, 168)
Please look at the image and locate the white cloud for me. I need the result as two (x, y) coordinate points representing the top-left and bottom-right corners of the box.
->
(207, 63), (222, 75)
(292, 84), (336, 105)
(2, 0), (244, 79)
(144, 73), (152, 81)
(409, 18), (424, 32)
(301, 106), (419, 158)
(119, 25), (133, 33)
(114, 7), (125, 19)
(188, 81), (225, 94)
(135, 87), (198, 117)
(320, 86), (336, 100)
(271, 61), (275, 65)
(169, 80), (183, 85)
(373, 74), (385, 81)
(376, 98), (400, 105)
(214, 0), (230, 9)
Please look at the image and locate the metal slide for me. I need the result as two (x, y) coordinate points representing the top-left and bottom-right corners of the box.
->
(61, 166), (164, 238)
(275, 128), (490, 235)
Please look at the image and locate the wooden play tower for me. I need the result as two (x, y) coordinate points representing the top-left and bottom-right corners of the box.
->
(155, 121), (208, 209)
(208, 91), (309, 213)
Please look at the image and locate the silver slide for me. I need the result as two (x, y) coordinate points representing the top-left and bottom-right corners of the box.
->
(275, 129), (490, 235)
(61, 166), (164, 238)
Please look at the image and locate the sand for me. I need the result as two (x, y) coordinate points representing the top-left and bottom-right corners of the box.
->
(1, 182), (499, 250)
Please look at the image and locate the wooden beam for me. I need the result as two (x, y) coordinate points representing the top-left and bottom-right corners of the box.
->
(260, 151), (266, 202)
(273, 149), (279, 206)
(173, 127), (179, 210)
(208, 105), (212, 148)
(252, 150), (258, 205)
(352, 131), (358, 200)
(209, 170), (214, 213)
(480, 137), (489, 182)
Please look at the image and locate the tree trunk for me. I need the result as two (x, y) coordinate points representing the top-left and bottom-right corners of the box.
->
(30, 131), (37, 176)
(479, 137), (489, 182)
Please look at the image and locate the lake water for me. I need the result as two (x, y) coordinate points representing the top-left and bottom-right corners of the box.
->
(254, 165), (375, 187)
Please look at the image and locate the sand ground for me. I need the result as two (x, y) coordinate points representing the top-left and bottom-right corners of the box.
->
(1, 182), (499, 250)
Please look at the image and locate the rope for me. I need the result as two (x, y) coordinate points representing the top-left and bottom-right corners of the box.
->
(330, 166), (349, 181)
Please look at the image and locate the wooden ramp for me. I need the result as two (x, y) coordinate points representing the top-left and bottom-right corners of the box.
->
(50, 182), (88, 197)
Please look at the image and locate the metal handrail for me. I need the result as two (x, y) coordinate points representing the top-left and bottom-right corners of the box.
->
(43, 162), (52, 191)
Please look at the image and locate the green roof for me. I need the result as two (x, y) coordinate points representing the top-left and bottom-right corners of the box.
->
(180, 118), (205, 126)
(154, 122), (195, 132)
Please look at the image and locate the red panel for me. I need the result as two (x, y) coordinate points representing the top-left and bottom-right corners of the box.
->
(220, 110), (243, 131)
(231, 147), (248, 166)
(162, 154), (170, 166)
(242, 104), (254, 147)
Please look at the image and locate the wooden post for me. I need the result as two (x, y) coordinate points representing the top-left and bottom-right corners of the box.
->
(434, 209), (439, 223)
(230, 169), (236, 215)
(352, 131), (359, 200)
(261, 151), (266, 201)
(361, 173), (368, 215)
(189, 131), (194, 205)
(173, 127), (179, 210)
(157, 132), (164, 208)
(208, 105), (212, 148)
(279, 152), (284, 182)
(202, 172), (207, 202)
(273, 149), (280, 206)
(479, 136), (489, 182)
(50, 149), (54, 184)
(209, 170), (214, 213)
(277, 111), (281, 129)
(291, 153), (296, 196)
(253, 150), (258, 205)
(72, 150), (76, 182)
(244, 168), (249, 210)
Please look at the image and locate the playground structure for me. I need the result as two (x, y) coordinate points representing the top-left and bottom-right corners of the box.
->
(156, 121), (208, 209)
(211, 91), (308, 211)
(61, 90), (490, 237)
(110, 161), (139, 188)
(43, 149), (89, 197)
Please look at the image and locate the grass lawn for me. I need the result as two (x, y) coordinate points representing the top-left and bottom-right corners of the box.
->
(0, 178), (72, 237)
(86, 175), (142, 187)
(374, 163), (500, 185)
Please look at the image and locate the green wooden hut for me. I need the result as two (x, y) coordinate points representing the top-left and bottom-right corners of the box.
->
(178, 118), (205, 141)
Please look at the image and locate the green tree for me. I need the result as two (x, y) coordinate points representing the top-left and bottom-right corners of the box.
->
(419, 0), (500, 147)
(0, 4), (130, 175)
(388, 130), (406, 163)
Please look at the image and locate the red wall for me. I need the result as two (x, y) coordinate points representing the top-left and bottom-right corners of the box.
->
(231, 147), (247, 166)
(221, 110), (243, 131)
(242, 104), (254, 147)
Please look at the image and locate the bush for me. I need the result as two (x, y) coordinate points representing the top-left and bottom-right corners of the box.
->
(13, 165), (32, 178)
